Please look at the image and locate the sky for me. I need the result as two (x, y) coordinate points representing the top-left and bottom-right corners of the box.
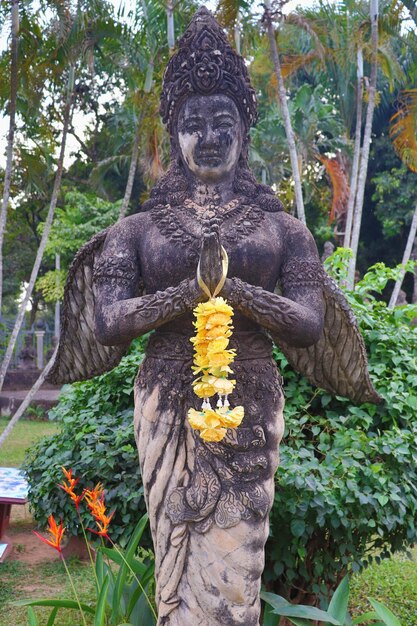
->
(0, 0), (326, 160)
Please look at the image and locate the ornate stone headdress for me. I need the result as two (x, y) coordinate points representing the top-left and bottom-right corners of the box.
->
(160, 6), (258, 135)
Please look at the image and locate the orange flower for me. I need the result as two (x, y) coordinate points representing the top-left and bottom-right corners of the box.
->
(58, 467), (83, 510)
(86, 492), (114, 539)
(83, 482), (105, 507)
(33, 514), (65, 553)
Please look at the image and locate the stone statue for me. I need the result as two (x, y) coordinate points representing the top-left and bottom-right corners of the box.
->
(49, 8), (380, 625)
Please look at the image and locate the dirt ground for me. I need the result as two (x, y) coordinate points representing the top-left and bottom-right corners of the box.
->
(8, 505), (60, 565)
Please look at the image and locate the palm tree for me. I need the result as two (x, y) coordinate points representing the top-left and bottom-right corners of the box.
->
(0, 0), (19, 316)
(347, 0), (379, 289)
(262, 0), (306, 224)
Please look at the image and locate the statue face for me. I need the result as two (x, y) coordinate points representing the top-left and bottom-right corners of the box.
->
(177, 94), (243, 184)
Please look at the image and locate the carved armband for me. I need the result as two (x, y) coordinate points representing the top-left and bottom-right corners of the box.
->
(93, 256), (138, 288)
(225, 277), (255, 306)
(280, 259), (324, 292)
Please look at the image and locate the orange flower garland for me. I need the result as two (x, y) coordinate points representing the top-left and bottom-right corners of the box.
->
(188, 296), (244, 442)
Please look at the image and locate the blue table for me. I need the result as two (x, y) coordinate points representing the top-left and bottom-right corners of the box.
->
(0, 467), (28, 561)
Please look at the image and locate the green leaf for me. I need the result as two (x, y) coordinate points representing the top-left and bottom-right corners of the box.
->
(14, 599), (95, 615)
(96, 548), (105, 589)
(261, 592), (341, 624)
(325, 575), (349, 625)
(291, 519), (306, 538)
(369, 599), (403, 626)
(352, 611), (379, 625)
(27, 607), (39, 626)
(94, 574), (110, 626)
(46, 607), (59, 626)
(112, 514), (149, 620)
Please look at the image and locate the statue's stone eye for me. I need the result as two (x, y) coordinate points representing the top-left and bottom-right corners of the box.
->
(184, 120), (203, 133)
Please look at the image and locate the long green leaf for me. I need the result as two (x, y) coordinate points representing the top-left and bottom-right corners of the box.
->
(112, 514), (149, 621)
(96, 548), (105, 589)
(261, 591), (341, 624)
(352, 611), (379, 625)
(27, 607), (39, 626)
(263, 604), (280, 626)
(100, 546), (147, 577)
(325, 575), (350, 625)
(126, 564), (155, 618)
(46, 607), (59, 626)
(14, 599), (95, 614)
(369, 599), (403, 626)
(94, 574), (110, 626)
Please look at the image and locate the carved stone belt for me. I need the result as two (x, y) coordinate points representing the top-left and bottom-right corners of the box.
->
(145, 331), (273, 361)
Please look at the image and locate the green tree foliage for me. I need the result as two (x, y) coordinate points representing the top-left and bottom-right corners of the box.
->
(23, 254), (417, 601)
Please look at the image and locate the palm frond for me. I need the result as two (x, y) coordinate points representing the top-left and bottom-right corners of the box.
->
(319, 155), (350, 224)
(390, 89), (417, 172)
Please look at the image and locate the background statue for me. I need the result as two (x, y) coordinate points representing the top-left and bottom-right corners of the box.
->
(49, 8), (380, 625)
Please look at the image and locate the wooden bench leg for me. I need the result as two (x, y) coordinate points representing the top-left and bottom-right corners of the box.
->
(0, 503), (12, 562)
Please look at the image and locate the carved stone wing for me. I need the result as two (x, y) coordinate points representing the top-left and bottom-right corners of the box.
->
(272, 274), (382, 405)
(47, 229), (128, 384)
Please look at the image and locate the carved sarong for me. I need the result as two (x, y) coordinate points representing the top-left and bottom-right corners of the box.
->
(134, 331), (284, 626)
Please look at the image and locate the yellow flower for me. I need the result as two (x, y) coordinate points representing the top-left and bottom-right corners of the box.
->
(187, 408), (222, 430)
(206, 337), (230, 354)
(212, 377), (235, 395)
(187, 408), (210, 430)
(200, 427), (227, 442)
(206, 326), (232, 340)
(194, 353), (210, 368)
(207, 350), (235, 367)
(205, 312), (232, 328)
(209, 365), (234, 377)
(193, 380), (216, 398)
(218, 405), (244, 428)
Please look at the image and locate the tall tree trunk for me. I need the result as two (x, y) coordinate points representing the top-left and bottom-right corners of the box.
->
(0, 71), (74, 394)
(166, 1), (175, 50)
(263, 1), (306, 225)
(388, 203), (417, 309)
(411, 237), (417, 304)
(234, 10), (241, 54)
(118, 121), (142, 220)
(0, 346), (58, 449)
(0, 0), (19, 316)
(343, 47), (363, 250)
(347, 0), (379, 289)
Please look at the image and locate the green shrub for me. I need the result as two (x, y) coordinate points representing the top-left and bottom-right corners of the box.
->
(22, 337), (149, 547)
(23, 253), (417, 600)
(266, 251), (417, 601)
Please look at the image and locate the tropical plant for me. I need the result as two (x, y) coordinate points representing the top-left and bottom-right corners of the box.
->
(16, 514), (156, 626)
(262, 574), (404, 625)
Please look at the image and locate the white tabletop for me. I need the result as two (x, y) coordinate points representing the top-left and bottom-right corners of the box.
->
(0, 467), (28, 501)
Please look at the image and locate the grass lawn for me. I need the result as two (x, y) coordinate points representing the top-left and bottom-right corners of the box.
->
(350, 548), (417, 624)
(0, 417), (59, 466)
(0, 556), (95, 626)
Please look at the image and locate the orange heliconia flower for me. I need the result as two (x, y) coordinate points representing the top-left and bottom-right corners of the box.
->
(83, 482), (105, 507)
(58, 467), (83, 510)
(33, 514), (65, 553)
(87, 494), (114, 538)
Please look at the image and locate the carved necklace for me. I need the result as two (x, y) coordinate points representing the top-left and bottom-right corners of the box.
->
(150, 198), (265, 264)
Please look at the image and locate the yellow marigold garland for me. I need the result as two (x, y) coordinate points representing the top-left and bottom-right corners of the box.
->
(188, 297), (244, 442)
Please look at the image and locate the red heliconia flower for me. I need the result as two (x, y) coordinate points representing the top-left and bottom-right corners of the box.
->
(58, 467), (83, 510)
(33, 514), (65, 553)
(83, 482), (104, 507)
(86, 493), (114, 539)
